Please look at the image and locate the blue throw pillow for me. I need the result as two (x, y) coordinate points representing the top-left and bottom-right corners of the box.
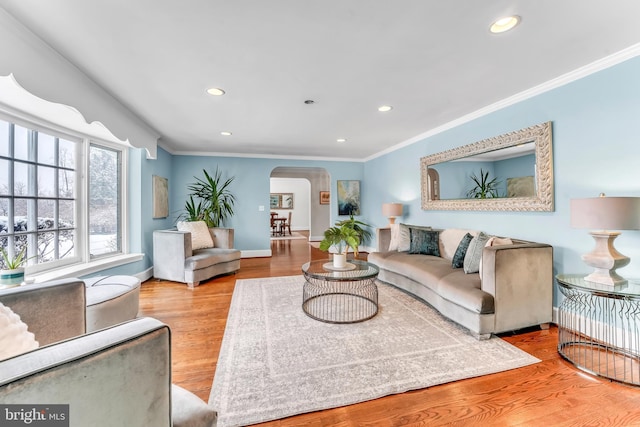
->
(452, 233), (473, 268)
(409, 228), (440, 256)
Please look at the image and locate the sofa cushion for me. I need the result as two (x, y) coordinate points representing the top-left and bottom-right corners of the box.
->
(438, 271), (494, 314)
(463, 232), (490, 274)
(177, 221), (214, 250)
(439, 228), (478, 261)
(392, 223), (432, 252)
(172, 384), (217, 427)
(409, 229), (440, 256)
(369, 252), (453, 292)
(451, 233), (473, 269)
(186, 248), (241, 271)
(388, 223), (401, 251)
(0, 302), (38, 361)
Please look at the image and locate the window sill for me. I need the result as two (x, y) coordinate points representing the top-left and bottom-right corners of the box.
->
(29, 253), (145, 283)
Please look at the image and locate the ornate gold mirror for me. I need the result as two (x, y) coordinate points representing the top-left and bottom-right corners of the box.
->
(420, 121), (554, 211)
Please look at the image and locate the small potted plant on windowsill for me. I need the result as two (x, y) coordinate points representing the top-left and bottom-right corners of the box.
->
(0, 247), (27, 289)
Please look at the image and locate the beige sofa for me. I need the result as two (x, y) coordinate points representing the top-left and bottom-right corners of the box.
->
(0, 279), (216, 427)
(369, 227), (553, 339)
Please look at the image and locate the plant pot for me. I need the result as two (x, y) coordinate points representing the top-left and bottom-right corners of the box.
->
(333, 253), (347, 269)
(0, 267), (25, 288)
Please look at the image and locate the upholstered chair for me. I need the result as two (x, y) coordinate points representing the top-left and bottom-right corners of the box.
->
(0, 279), (217, 427)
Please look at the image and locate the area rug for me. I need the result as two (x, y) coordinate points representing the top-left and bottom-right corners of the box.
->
(209, 276), (539, 427)
(270, 231), (306, 241)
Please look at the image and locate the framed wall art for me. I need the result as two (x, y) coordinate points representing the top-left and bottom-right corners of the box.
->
(270, 193), (294, 209)
(337, 180), (360, 215)
(319, 191), (330, 205)
(270, 194), (281, 209)
(152, 175), (169, 218)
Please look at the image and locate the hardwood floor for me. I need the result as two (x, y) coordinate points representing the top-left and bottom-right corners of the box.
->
(139, 232), (640, 426)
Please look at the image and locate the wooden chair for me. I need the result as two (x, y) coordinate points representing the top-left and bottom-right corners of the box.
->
(270, 212), (279, 236)
(283, 211), (292, 235)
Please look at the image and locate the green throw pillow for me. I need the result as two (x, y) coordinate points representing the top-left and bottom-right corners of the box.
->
(452, 233), (473, 269)
(409, 229), (440, 256)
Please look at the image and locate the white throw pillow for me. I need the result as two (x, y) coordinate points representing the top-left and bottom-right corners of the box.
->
(0, 302), (39, 361)
(388, 224), (400, 251)
(439, 228), (479, 261)
(463, 232), (490, 274)
(177, 221), (214, 250)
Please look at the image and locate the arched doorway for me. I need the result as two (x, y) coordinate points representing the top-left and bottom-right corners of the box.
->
(270, 167), (330, 241)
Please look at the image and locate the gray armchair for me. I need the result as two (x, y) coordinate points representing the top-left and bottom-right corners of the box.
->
(0, 279), (216, 427)
(153, 227), (241, 288)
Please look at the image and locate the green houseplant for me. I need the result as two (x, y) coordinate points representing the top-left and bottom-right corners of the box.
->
(319, 216), (371, 268)
(181, 195), (206, 222)
(184, 167), (236, 227)
(466, 168), (501, 199)
(0, 247), (27, 288)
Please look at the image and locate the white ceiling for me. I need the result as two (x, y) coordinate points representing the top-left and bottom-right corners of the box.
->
(1, 1), (640, 160)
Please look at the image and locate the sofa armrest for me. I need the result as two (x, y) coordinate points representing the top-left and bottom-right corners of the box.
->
(209, 227), (234, 249)
(376, 227), (391, 253)
(0, 317), (171, 427)
(0, 279), (86, 346)
(153, 230), (191, 282)
(481, 243), (553, 333)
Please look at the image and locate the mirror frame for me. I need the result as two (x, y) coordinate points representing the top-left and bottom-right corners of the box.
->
(420, 121), (554, 212)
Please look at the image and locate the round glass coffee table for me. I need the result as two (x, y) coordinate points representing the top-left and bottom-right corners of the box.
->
(301, 259), (379, 324)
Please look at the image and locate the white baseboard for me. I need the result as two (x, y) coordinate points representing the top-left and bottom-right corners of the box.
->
(241, 249), (271, 258)
(136, 267), (154, 283)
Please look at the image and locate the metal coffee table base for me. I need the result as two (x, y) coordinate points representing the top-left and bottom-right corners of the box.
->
(302, 277), (378, 324)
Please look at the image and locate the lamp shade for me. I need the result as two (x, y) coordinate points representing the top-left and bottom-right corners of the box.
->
(571, 196), (640, 230)
(382, 203), (403, 218)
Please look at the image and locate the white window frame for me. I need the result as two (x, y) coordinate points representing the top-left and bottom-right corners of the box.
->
(0, 109), (138, 281)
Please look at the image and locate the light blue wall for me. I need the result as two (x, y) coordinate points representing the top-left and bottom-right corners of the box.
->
(364, 55), (640, 305)
(170, 156), (364, 251)
(99, 55), (640, 310)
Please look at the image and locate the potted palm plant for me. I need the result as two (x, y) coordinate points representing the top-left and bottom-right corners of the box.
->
(185, 167), (236, 227)
(467, 168), (502, 199)
(0, 247), (27, 288)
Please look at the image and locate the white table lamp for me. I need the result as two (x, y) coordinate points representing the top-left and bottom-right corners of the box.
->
(571, 194), (640, 286)
(382, 203), (403, 225)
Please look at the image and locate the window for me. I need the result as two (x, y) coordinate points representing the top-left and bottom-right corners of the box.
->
(0, 117), (125, 272)
(89, 144), (122, 257)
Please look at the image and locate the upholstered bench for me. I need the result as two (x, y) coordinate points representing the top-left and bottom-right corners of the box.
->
(83, 275), (141, 332)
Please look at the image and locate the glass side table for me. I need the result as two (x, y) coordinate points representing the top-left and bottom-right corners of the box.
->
(301, 259), (379, 324)
(556, 274), (640, 386)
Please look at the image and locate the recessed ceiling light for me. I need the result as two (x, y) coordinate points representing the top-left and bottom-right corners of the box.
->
(337, 138), (347, 143)
(378, 105), (393, 112)
(220, 131), (232, 136)
(490, 15), (520, 33)
(206, 87), (226, 96)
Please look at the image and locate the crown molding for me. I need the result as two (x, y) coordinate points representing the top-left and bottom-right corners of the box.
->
(365, 42), (640, 162)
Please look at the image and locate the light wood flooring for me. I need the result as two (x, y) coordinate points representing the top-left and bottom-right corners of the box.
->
(139, 231), (640, 426)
